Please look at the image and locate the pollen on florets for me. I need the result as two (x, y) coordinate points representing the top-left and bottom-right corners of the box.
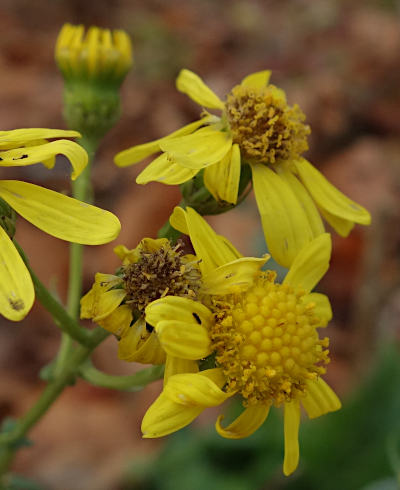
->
(122, 241), (201, 312)
(225, 84), (310, 164)
(210, 272), (329, 407)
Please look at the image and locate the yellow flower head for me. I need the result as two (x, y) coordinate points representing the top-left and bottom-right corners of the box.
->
(80, 207), (266, 375)
(115, 69), (371, 268)
(139, 213), (340, 476)
(55, 23), (132, 86)
(0, 128), (120, 321)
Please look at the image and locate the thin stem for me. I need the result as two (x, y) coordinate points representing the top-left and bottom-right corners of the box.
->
(0, 328), (109, 476)
(79, 361), (164, 391)
(56, 136), (98, 372)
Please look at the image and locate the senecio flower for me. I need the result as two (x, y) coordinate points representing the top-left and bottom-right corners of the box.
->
(81, 206), (340, 476)
(80, 207), (266, 379)
(115, 69), (371, 267)
(0, 128), (120, 321)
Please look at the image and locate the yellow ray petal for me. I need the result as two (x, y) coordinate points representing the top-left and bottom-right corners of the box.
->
(202, 256), (267, 295)
(0, 180), (121, 245)
(136, 153), (198, 185)
(199, 367), (226, 388)
(118, 319), (166, 364)
(216, 404), (270, 439)
(0, 227), (34, 321)
(0, 129), (81, 149)
(252, 163), (314, 268)
(176, 69), (224, 110)
(165, 372), (231, 407)
(142, 390), (204, 438)
(169, 206), (189, 235)
(159, 128), (232, 170)
(240, 70), (271, 89)
(302, 378), (341, 419)
(283, 400), (301, 476)
(319, 207), (355, 237)
(114, 119), (208, 167)
(92, 289), (126, 322)
(294, 158), (371, 226)
(97, 304), (132, 337)
(156, 319), (211, 360)
(302, 293), (332, 327)
(283, 233), (331, 293)
(0, 140), (87, 180)
(164, 356), (199, 384)
(278, 165), (324, 238)
(145, 296), (214, 330)
(203, 143), (240, 204)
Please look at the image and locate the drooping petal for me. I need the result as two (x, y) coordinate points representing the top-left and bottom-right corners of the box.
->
(136, 153), (198, 185)
(92, 289), (127, 321)
(278, 164), (324, 239)
(283, 400), (301, 476)
(0, 227), (34, 321)
(142, 390), (204, 438)
(0, 129), (81, 149)
(202, 256), (267, 295)
(319, 207), (355, 237)
(294, 158), (371, 226)
(283, 233), (331, 293)
(164, 372), (231, 407)
(145, 296), (214, 331)
(164, 356), (199, 384)
(159, 127), (232, 170)
(0, 180), (121, 245)
(155, 320), (211, 360)
(176, 69), (224, 110)
(114, 119), (209, 167)
(252, 163), (314, 268)
(240, 70), (271, 89)
(302, 378), (341, 419)
(302, 293), (332, 327)
(215, 404), (270, 439)
(118, 319), (166, 365)
(203, 143), (241, 204)
(97, 304), (132, 337)
(0, 140), (87, 180)
(199, 367), (226, 388)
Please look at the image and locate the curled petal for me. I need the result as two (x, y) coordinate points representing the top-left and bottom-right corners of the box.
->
(118, 319), (166, 365)
(283, 233), (331, 293)
(97, 304), (132, 337)
(302, 377), (341, 419)
(0, 227), (34, 321)
(136, 153), (198, 185)
(216, 404), (270, 439)
(164, 356), (199, 384)
(142, 390), (204, 438)
(0, 128), (81, 149)
(319, 207), (355, 237)
(0, 180), (121, 245)
(176, 69), (224, 110)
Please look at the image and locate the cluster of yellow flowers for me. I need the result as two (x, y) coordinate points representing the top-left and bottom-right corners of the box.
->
(5, 23), (371, 477)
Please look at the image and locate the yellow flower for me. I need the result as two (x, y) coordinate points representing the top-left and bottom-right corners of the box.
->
(115, 69), (371, 267)
(140, 214), (340, 476)
(55, 23), (132, 86)
(0, 128), (121, 321)
(80, 207), (266, 380)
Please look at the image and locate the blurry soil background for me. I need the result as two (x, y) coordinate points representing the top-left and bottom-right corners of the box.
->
(0, 0), (400, 489)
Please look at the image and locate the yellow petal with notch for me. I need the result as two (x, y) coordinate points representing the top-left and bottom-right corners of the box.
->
(283, 233), (331, 293)
(0, 227), (34, 321)
(0, 180), (121, 245)
(294, 158), (371, 226)
(176, 69), (224, 110)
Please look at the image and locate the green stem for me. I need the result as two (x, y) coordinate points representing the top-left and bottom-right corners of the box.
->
(0, 328), (109, 476)
(79, 361), (164, 391)
(56, 136), (98, 372)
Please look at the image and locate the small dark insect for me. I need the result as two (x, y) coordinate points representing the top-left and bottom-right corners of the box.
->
(8, 298), (24, 311)
(192, 312), (201, 324)
(12, 154), (28, 160)
(145, 322), (154, 333)
(0, 157), (3, 161)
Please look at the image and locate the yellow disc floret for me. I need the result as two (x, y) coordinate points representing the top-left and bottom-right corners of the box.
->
(210, 272), (329, 406)
(225, 84), (310, 164)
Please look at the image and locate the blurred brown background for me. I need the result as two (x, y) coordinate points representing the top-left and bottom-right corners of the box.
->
(0, 0), (400, 488)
